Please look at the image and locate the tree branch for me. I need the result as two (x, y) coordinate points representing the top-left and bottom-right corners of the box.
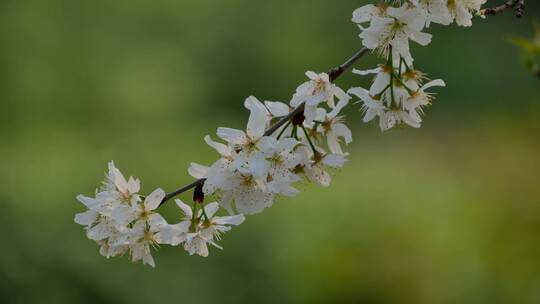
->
(159, 47), (370, 206)
(481, 0), (526, 18)
(161, 178), (206, 206)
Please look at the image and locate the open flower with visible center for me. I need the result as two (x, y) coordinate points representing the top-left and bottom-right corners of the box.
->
(315, 99), (353, 155)
(404, 78), (446, 122)
(104, 161), (141, 207)
(217, 96), (274, 182)
(349, 86), (386, 124)
(110, 189), (178, 267)
(262, 137), (302, 197)
(293, 146), (347, 187)
(75, 195), (128, 259)
(349, 86), (421, 131)
(75, 162), (147, 259)
(175, 200), (245, 257)
(411, 0), (453, 27)
(359, 4), (431, 64)
(110, 187), (163, 230)
(379, 107), (421, 130)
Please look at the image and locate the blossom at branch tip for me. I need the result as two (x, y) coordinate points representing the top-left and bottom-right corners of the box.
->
(448, 0), (487, 27)
(411, 0), (453, 27)
(76, 164), (182, 267)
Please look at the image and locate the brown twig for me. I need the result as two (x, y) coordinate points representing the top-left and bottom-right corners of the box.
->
(159, 47), (369, 206)
(481, 0), (526, 18)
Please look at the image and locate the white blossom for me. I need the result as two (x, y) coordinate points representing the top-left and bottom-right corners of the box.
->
(404, 79), (446, 122)
(175, 200), (245, 257)
(359, 5), (432, 64)
(291, 71), (350, 123)
(412, 0), (453, 27)
(448, 0), (486, 27)
(352, 4), (385, 26)
(313, 99), (353, 155)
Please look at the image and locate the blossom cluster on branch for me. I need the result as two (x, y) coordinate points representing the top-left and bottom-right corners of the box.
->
(76, 0), (498, 267)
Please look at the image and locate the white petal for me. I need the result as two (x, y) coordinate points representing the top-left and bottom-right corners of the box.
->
(175, 199), (193, 218)
(86, 220), (114, 241)
(149, 213), (168, 229)
(327, 99), (349, 119)
(352, 4), (377, 24)
(111, 204), (137, 228)
(188, 162), (209, 179)
(410, 31), (432, 46)
(303, 104), (318, 125)
(332, 123), (353, 144)
(400, 111), (422, 128)
(264, 101), (290, 117)
(326, 133), (343, 155)
(155, 223), (188, 245)
(74, 210), (98, 226)
(348, 87), (371, 101)
(218, 191), (235, 215)
(305, 165), (331, 187)
(126, 177), (140, 194)
(422, 79), (446, 90)
(204, 202), (220, 219)
(76, 195), (98, 209)
(276, 137), (299, 153)
(246, 97), (270, 139)
(234, 186), (273, 215)
(305, 71), (318, 80)
(214, 214), (245, 226)
(363, 108), (379, 123)
(216, 128), (247, 145)
(244, 96), (267, 114)
(256, 136), (278, 153)
(370, 71), (391, 96)
(322, 154), (347, 168)
(144, 188), (166, 211)
(204, 135), (231, 157)
(111, 166), (128, 194)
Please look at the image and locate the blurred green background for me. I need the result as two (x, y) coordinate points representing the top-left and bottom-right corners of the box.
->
(1, 0), (539, 303)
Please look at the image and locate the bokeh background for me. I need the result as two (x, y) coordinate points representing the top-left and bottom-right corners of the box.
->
(1, 0), (539, 303)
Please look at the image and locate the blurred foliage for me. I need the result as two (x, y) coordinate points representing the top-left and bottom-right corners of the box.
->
(509, 19), (540, 76)
(0, 0), (539, 303)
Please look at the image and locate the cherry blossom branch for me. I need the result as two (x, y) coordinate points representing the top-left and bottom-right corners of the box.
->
(159, 47), (370, 206)
(481, 0), (526, 18)
(75, 0), (536, 267)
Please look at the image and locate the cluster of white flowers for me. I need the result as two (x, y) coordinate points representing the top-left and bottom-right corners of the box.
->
(349, 0), (486, 130)
(76, 0), (489, 267)
(75, 162), (244, 266)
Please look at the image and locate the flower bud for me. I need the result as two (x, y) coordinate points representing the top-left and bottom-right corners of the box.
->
(193, 184), (205, 204)
(292, 110), (305, 126)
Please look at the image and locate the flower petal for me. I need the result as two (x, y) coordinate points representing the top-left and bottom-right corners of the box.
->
(145, 188), (166, 211)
